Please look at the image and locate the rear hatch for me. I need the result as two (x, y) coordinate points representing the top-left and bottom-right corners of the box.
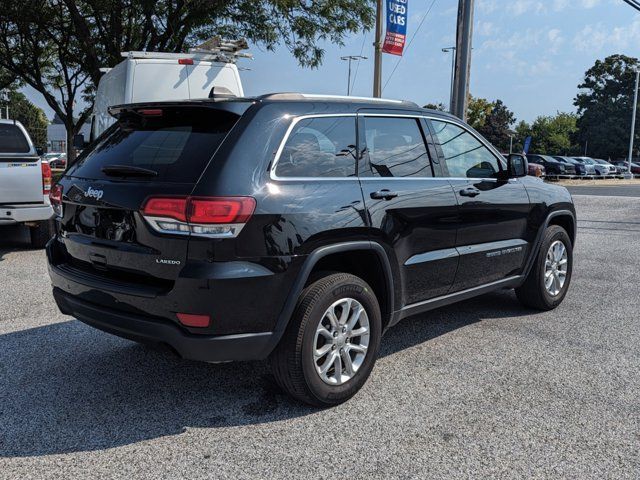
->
(54, 104), (245, 293)
(0, 122), (42, 204)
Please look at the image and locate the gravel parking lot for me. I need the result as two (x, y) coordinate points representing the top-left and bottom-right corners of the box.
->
(1, 193), (639, 479)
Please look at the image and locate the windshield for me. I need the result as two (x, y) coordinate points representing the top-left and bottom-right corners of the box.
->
(66, 107), (240, 183)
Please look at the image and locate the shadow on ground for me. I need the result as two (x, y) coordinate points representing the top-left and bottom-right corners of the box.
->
(0, 225), (34, 262)
(0, 289), (534, 458)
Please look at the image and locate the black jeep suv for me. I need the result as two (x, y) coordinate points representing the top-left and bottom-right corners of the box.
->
(47, 94), (576, 406)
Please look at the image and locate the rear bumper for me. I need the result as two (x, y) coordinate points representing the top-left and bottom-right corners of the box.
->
(52, 287), (275, 362)
(0, 203), (53, 224)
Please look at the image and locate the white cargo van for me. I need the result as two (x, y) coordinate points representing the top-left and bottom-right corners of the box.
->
(90, 48), (247, 141)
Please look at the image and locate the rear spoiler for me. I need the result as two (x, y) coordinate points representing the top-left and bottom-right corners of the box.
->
(108, 100), (254, 119)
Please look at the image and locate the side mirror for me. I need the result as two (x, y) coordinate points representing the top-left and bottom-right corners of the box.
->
(36, 147), (44, 156)
(507, 154), (528, 178)
(73, 134), (87, 149)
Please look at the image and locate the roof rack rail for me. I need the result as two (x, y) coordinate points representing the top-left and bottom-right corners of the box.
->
(121, 37), (252, 64)
(258, 93), (418, 107)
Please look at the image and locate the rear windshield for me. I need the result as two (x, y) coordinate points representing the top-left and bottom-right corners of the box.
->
(66, 107), (240, 182)
(0, 124), (30, 154)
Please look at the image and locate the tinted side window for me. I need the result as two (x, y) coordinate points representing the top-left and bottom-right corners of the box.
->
(430, 120), (501, 179)
(0, 124), (30, 154)
(275, 116), (356, 178)
(362, 117), (432, 178)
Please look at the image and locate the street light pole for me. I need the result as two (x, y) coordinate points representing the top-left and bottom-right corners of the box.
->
(442, 47), (456, 112)
(341, 55), (367, 96)
(373, 0), (383, 98)
(627, 69), (640, 178)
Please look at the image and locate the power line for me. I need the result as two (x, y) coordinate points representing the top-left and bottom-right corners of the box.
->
(382, 0), (439, 93)
(622, 0), (640, 11)
(350, 32), (369, 94)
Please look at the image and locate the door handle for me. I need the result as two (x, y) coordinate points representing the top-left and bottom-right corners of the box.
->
(370, 189), (398, 200)
(459, 187), (480, 198)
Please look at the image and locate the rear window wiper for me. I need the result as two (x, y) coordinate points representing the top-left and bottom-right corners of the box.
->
(101, 165), (158, 177)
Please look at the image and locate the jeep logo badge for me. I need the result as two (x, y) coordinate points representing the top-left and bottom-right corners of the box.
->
(85, 187), (104, 201)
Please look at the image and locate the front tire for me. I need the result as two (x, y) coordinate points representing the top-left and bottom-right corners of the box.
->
(516, 225), (573, 310)
(270, 273), (382, 407)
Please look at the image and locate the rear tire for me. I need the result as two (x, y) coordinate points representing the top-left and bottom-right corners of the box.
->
(30, 220), (54, 249)
(270, 273), (381, 407)
(516, 225), (573, 310)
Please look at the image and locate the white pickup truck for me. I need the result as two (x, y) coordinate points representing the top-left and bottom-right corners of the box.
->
(0, 119), (54, 247)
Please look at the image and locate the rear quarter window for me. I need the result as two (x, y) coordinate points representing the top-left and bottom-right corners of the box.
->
(275, 116), (357, 178)
(0, 124), (30, 154)
(66, 107), (240, 183)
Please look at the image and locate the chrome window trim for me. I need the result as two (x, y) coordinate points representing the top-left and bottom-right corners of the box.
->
(269, 112), (512, 183)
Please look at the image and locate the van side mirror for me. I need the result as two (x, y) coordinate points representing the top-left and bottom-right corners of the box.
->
(73, 134), (87, 149)
(507, 154), (528, 178)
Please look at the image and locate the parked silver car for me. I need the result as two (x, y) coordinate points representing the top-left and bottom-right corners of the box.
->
(592, 158), (619, 175)
(571, 157), (598, 175)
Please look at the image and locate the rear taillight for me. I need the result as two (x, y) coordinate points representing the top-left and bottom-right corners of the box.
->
(41, 161), (52, 195)
(141, 196), (256, 238)
(49, 183), (63, 217)
(178, 58), (194, 65)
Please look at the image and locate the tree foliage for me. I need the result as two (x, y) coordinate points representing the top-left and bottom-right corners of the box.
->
(475, 100), (515, 152)
(574, 54), (639, 159)
(467, 96), (493, 130)
(5, 91), (49, 148)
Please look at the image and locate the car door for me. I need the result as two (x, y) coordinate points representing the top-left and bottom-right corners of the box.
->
(427, 118), (532, 292)
(359, 113), (459, 306)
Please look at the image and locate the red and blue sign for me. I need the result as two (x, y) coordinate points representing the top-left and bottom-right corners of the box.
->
(382, 0), (408, 56)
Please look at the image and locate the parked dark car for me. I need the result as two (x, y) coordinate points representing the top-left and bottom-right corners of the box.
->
(611, 160), (640, 174)
(527, 154), (574, 175)
(47, 94), (577, 406)
(554, 156), (587, 175)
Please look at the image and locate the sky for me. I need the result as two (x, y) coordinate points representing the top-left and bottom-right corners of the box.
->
(23, 0), (640, 124)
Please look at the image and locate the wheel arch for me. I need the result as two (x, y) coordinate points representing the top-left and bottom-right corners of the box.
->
(267, 241), (395, 355)
(522, 209), (576, 281)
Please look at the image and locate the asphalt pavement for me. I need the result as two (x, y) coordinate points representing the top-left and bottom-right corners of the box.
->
(566, 184), (640, 197)
(1, 194), (639, 479)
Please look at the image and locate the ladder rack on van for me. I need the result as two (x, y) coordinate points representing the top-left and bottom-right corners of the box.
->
(122, 38), (252, 64)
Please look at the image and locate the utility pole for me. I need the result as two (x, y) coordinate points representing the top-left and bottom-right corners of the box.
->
(626, 69), (640, 178)
(442, 47), (456, 112)
(451, 0), (475, 121)
(373, 0), (383, 98)
(341, 55), (367, 96)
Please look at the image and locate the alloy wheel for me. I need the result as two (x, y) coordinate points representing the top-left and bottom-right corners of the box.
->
(313, 298), (370, 385)
(544, 240), (568, 296)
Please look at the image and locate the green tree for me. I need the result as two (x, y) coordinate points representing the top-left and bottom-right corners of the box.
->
(529, 113), (578, 155)
(62, 0), (375, 86)
(467, 95), (493, 130)
(0, 0), (375, 160)
(574, 54), (639, 159)
(476, 100), (515, 152)
(512, 120), (531, 153)
(6, 91), (49, 148)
